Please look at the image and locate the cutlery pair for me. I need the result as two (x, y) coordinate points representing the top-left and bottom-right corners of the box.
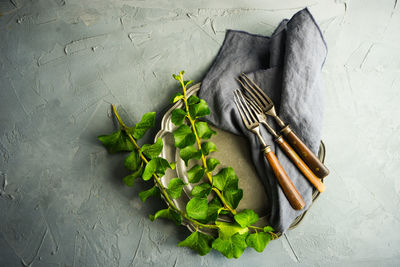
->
(234, 74), (329, 210)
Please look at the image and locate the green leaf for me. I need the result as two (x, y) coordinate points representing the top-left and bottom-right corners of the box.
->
(187, 165), (205, 183)
(206, 158), (220, 172)
(178, 231), (214, 256)
(189, 99), (210, 119)
(167, 178), (186, 199)
(224, 189), (243, 209)
(263, 226), (275, 233)
(205, 198), (222, 223)
(139, 186), (160, 202)
(170, 162), (176, 170)
(180, 146), (202, 166)
(170, 92), (183, 103)
(191, 183), (212, 198)
(124, 150), (141, 171)
(132, 112), (156, 140)
(212, 233), (248, 259)
(149, 209), (169, 221)
(184, 80), (194, 87)
(246, 232), (271, 252)
(172, 73), (180, 81)
(215, 221), (249, 239)
(142, 157), (172, 181)
(195, 122), (216, 140)
(140, 138), (163, 159)
(150, 208), (183, 225)
(201, 142), (217, 156)
(171, 108), (187, 126)
(98, 130), (134, 154)
(173, 125), (196, 149)
(186, 197), (208, 220)
(234, 209), (259, 228)
(212, 167), (239, 192)
(169, 208), (183, 225)
(122, 164), (143, 187)
(187, 95), (200, 105)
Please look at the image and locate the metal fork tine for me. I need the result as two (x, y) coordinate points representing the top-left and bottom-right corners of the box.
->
(235, 90), (258, 124)
(243, 94), (263, 114)
(240, 73), (273, 105)
(233, 91), (250, 127)
(236, 78), (265, 109)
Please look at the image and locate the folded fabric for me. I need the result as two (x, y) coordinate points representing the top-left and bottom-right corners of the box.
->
(198, 8), (327, 232)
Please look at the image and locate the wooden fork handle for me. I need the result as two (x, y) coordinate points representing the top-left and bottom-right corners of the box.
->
(275, 137), (326, 192)
(281, 126), (329, 179)
(264, 146), (305, 210)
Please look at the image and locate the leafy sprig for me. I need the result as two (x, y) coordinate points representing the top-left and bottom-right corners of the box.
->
(98, 71), (278, 259)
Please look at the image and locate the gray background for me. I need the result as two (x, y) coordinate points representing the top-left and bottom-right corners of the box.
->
(1, 0), (399, 266)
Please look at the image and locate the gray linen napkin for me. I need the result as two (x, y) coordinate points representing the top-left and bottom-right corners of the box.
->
(198, 8), (327, 232)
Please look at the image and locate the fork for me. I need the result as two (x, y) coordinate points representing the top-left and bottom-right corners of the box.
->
(238, 73), (330, 179)
(243, 94), (326, 192)
(234, 90), (305, 210)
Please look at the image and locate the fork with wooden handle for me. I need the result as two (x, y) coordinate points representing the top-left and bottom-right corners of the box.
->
(243, 94), (325, 192)
(234, 90), (305, 210)
(238, 73), (330, 179)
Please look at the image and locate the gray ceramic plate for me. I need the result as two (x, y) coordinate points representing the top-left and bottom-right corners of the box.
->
(154, 83), (325, 235)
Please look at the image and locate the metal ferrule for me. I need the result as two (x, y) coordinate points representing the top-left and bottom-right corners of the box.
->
(280, 125), (292, 135)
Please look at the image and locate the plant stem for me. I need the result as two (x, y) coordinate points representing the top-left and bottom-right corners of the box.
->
(112, 104), (218, 230)
(178, 75), (236, 215)
(248, 225), (278, 239)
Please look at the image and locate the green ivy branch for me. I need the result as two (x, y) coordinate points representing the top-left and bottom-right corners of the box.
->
(98, 71), (277, 258)
(110, 104), (219, 230)
(175, 72), (236, 215)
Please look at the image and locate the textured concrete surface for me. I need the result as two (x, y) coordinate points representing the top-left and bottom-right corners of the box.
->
(1, 0), (400, 266)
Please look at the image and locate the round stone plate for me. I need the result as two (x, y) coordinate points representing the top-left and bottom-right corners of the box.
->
(154, 83), (325, 235)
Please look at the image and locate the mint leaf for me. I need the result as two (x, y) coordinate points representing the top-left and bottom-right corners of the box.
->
(246, 232), (271, 252)
(212, 167), (239, 192)
(171, 108), (187, 126)
(98, 130), (134, 153)
(187, 95), (200, 105)
(195, 122), (216, 140)
(191, 183), (212, 198)
(187, 165), (205, 183)
(123, 164), (143, 187)
(201, 142), (217, 156)
(140, 137), (163, 159)
(132, 112), (156, 140)
(234, 209), (259, 228)
(212, 233), (248, 259)
(139, 186), (160, 202)
(167, 178), (186, 199)
(170, 92), (183, 103)
(215, 221), (248, 239)
(206, 158), (220, 172)
(186, 197), (208, 220)
(142, 157), (172, 180)
(263, 226), (275, 233)
(224, 189), (243, 209)
(173, 125), (196, 149)
(178, 231), (214, 256)
(124, 150), (141, 171)
(189, 99), (210, 119)
(179, 146), (202, 166)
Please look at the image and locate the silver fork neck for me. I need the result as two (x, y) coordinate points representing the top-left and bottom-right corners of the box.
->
(251, 126), (267, 148)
